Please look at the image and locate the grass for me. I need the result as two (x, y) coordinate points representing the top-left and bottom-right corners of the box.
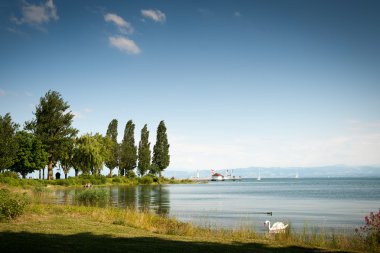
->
(0, 172), (195, 188)
(0, 185), (377, 253)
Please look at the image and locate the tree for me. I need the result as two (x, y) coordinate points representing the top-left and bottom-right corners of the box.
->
(72, 134), (104, 175)
(105, 119), (119, 177)
(0, 113), (19, 171)
(138, 124), (151, 177)
(25, 90), (78, 180)
(152, 121), (170, 177)
(60, 139), (75, 179)
(120, 120), (137, 177)
(10, 131), (48, 178)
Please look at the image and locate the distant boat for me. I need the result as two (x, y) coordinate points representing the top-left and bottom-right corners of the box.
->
(295, 172), (299, 179)
(211, 173), (224, 181)
(257, 169), (261, 181)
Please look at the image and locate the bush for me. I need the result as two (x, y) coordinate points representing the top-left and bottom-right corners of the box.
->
(0, 188), (30, 220)
(75, 188), (110, 206)
(356, 209), (380, 247)
(139, 175), (154, 185)
(1, 171), (19, 179)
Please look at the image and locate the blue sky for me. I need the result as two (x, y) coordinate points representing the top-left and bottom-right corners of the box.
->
(1, 0), (380, 171)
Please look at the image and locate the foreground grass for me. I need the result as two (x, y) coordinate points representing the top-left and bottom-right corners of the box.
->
(1, 185), (377, 253)
(0, 202), (368, 253)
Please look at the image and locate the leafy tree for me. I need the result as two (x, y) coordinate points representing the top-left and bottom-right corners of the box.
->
(120, 120), (137, 177)
(105, 119), (119, 177)
(138, 124), (151, 177)
(72, 133), (107, 175)
(0, 113), (19, 171)
(10, 131), (48, 178)
(60, 139), (75, 179)
(25, 90), (78, 180)
(152, 121), (170, 177)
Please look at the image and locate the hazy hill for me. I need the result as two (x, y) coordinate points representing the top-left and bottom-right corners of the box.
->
(163, 165), (380, 179)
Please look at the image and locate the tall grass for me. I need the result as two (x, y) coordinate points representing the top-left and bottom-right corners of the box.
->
(75, 188), (110, 206)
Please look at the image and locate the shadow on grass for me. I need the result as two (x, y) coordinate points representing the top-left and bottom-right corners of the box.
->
(0, 231), (352, 253)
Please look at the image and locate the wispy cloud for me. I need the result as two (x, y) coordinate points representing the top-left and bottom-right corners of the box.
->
(104, 13), (134, 34)
(234, 11), (241, 17)
(141, 9), (166, 23)
(109, 35), (141, 55)
(11, 0), (58, 30)
(0, 89), (5, 96)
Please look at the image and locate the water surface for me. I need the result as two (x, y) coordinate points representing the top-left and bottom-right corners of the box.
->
(54, 178), (380, 233)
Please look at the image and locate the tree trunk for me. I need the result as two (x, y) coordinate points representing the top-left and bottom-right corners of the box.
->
(42, 167), (45, 179)
(109, 169), (113, 177)
(75, 169), (78, 177)
(39, 169), (41, 179)
(65, 173), (67, 179)
(22, 173), (26, 179)
(48, 159), (53, 180)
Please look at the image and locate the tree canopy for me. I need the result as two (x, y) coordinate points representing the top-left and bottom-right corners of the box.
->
(105, 119), (119, 177)
(73, 133), (106, 175)
(138, 124), (151, 177)
(120, 120), (137, 176)
(25, 90), (78, 180)
(152, 121), (170, 177)
(10, 131), (48, 178)
(0, 113), (19, 170)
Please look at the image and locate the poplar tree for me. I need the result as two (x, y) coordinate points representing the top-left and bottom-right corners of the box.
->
(138, 124), (151, 177)
(105, 119), (119, 177)
(26, 90), (78, 180)
(120, 120), (137, 177)
(152, 121), (170, 177)
(0, 113), (19, 170)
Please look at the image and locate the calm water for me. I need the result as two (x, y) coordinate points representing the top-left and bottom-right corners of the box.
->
(54, 178), (380, 233)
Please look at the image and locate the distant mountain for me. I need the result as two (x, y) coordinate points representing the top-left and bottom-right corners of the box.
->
(163, 165), (380, 179)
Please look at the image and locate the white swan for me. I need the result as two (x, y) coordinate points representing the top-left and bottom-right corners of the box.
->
(264, 220), (288, 233)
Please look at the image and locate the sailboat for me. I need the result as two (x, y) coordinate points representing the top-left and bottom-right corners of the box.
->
(257, 169), (261, 181)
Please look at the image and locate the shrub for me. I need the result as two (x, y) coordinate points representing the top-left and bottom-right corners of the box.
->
(0, 188), (30, 220)
(139, 175), (153, 185)
(356, 209), (380, 248)
(75, 188), (110, 206)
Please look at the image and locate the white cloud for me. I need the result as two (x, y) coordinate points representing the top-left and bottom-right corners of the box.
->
(11, 0), (58, 29)
(0, 89), (5, 96)
(109, 35), (141, 55)
(234, 11), (241, 17)
(141, 9), (166, 23)
(104, 13), (134, 34)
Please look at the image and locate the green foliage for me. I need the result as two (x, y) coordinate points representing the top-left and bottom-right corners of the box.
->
(0, 188), (30, 220)
(73, 134), (106, 175)
(75, 188), (110, 206)
(10, 131), (48, 178)
(120, 120), (137, 176)
(0, 113), (19, 171)
(139, 175), (154, 184)
(60, 138), (75, 179)
(105, 119), (119, 177)
(152, 121), (170, 176)
(25, 90), (78, 180)
(0, 173), (46, 187)
(138, 124), (151, 177)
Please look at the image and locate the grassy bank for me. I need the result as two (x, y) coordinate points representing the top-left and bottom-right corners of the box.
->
(0, 186), (377, 252)
(0, 172), (194, 188)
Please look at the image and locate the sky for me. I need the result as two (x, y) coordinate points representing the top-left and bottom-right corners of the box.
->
(1, 0), (380, 172)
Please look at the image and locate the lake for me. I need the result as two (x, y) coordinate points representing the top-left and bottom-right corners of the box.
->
(54, 178), (380, 233)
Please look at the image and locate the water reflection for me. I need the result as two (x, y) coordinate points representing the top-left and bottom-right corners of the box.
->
(54, 185), (170, 216)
